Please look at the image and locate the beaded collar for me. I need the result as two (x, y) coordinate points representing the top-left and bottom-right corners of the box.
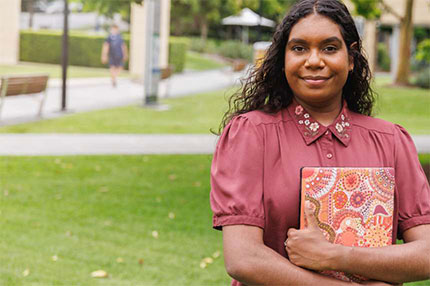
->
(287, 100), (352, 147)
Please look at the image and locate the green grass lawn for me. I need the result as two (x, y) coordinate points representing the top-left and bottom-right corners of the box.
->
(0, 154), (428, 285)
(185, 51), (228, 71)
(0, 88), (232, 134)
(373, 83), (430, 134)
(0, 62), (129, 79)
(0, 155), (229, 286)
(0, 76), (428, 134)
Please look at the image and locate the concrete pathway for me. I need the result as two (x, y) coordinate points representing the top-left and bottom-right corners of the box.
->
(0, 67), (247, 126)
(0, 67), (428, 156)
(0, 134), (217, 155)
(0, 134), (428, 156)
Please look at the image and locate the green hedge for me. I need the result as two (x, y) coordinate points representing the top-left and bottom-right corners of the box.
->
(169, 37), (189, 73)
(19, 31), (188, 73)
(377, 43), (391, 72)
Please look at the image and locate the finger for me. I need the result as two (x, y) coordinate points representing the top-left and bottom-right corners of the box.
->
(287, 228), (297, 238)
(304, 201), (318, 229)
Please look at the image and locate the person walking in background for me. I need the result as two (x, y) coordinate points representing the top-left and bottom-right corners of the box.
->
(101, 24), (128, 87)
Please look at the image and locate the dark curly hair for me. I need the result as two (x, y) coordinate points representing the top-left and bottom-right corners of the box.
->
(219, 0), (375, 132)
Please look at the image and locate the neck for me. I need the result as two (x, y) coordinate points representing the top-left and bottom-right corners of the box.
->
(294, 97), (342, 127)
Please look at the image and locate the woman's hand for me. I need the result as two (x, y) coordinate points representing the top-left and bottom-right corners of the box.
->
(361, 281), (402, 286)
(285, 201), (340, 271)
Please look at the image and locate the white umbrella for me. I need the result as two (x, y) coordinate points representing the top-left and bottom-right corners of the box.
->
(222, 8), (275, 44)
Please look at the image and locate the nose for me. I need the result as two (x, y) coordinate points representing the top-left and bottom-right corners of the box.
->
(305, 50), (324, 69)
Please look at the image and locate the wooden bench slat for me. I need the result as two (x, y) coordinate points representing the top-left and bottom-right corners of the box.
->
(1, 75), (49, 96)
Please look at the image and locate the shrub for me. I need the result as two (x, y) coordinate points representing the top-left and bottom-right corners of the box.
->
(169, 37), (189, 73)
(188, 37), (218, 54)
(377, 43), (391, 72)
(413, 68), (430, 89)
(416, 39), (430, 64)
(218, 40), (253, 61)
(20, 31), (188, 73)
(20, 30), (127, 69)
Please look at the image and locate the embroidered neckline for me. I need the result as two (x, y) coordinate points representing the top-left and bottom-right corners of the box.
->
(289, 100), (352, 146)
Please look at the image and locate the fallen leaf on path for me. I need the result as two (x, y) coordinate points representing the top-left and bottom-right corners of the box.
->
(116, 257), (124, 263)
(168, 212), (175, 219)
(23, 268), (30, 277)
(212, 251), (221, 259)
(168, 174), (177, 181)
(98, 186), (109, 193)
(138, 258), (144, 265)
(91, 270), (108, 278)
(152, 230), (159, 239)
(203, 257), (213, 264)
(199, 261), (207, 269)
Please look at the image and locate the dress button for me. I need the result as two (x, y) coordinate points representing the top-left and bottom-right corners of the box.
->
(326, 153), (333, 159)
(325, 131), (330, 136)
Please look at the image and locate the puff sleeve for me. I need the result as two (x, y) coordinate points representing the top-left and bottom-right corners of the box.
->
(394, 125), (430, 238)
(210, 115), (265, 230)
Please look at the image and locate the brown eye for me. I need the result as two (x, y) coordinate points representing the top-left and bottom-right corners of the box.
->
(292, 46), (305, 52)
(323, 46), (338, 53)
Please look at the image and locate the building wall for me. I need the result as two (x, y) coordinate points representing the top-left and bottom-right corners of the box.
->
(0, 0), (21, 65)
(130, 0), (171, 78)
(344, 0), (430, 27)
(379, 0), (430, 27)
(130, 3), (146, 77)
(343, 0), (430, 72)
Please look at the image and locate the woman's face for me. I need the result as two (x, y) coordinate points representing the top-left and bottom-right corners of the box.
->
(284, 13), (353, 107)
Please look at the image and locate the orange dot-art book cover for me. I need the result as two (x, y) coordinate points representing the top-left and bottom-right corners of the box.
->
(300, 167), (395, 283)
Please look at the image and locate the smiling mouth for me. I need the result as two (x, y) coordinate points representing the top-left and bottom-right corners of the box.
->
(301, 76), (331, 86)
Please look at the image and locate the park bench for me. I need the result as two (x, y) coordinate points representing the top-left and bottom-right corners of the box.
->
(0, 74), (49, 120)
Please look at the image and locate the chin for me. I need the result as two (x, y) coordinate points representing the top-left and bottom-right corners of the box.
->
(294, 91), (341, 105)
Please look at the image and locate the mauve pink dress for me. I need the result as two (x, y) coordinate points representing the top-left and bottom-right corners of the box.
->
(210, 101), (430, 286)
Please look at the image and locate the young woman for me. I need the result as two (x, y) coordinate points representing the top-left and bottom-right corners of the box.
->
(210, 0), (430, 285)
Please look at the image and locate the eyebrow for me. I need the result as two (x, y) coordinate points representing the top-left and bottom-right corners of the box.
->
(287, 36), (343, 46)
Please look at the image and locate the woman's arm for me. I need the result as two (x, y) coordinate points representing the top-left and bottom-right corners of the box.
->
(224, 225), (369, 285)
(286, 204), (430, 284)
(334, 224), (430, 283)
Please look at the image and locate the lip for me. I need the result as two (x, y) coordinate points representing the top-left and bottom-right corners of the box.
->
(301, 76), (331, 87)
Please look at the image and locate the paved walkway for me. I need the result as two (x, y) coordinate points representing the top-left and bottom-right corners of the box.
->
(0, 67), (247, 126)
(0, 134), (428, 156)
(0, 67), (428, 155)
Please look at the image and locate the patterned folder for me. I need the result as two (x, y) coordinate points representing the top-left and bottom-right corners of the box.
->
(299, 167), (395, 282)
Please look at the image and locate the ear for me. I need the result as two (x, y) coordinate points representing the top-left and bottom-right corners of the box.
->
(348, 42), (357, 72)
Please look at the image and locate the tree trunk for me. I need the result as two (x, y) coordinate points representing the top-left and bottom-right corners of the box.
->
(200, 17), (208, 43)
(394, 0), (414, 85)
(27, 0), (34, 29)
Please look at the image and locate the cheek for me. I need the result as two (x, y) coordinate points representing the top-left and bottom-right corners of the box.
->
(284, 57), (301, 82)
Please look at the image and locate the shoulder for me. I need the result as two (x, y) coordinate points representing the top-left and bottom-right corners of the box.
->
(236, 109), (291, 126)
(350, 112), (398, 136)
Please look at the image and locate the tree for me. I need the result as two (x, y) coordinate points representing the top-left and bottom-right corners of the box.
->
(75, 0), (143, 22)
(351, 0), (415, 85)
(170, 0), (296, 40)
(21, 0), (53, 29)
